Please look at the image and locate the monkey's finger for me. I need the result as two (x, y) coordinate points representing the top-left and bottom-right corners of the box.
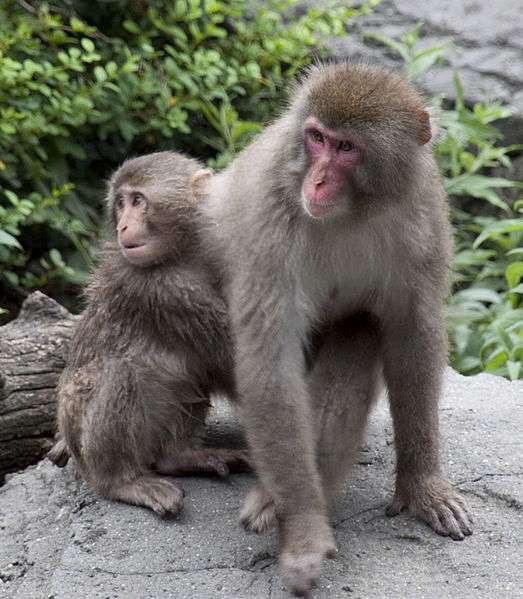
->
(205, 457), (230, 477)
(421, 507), (449, 537)
(449, 493), (474, 525)
(447, 499), (473, 536)
(435, 505), (465, 541)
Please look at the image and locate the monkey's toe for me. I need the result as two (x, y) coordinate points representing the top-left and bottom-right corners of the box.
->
(391, 476), (473, 540)
(113, 476), (185, 517)
(240, 485), (277, 533)
(385, 496), (406, 517)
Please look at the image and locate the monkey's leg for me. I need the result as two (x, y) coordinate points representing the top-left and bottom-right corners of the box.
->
(82, 363), (184, 517)
(313, 315), (383, 499)
(241, 314), (382, 534)
(382, 305), (473, 540)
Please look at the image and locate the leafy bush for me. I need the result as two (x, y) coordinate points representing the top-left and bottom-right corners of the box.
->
(370, 25), (523, 379)
(2, 5), (522, 379)
(0, 0), (370, 313)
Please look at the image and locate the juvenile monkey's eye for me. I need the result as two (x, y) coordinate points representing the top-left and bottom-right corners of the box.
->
(309, 129), (324, 144)
(338, 140), (354, 152)
(132, 193), (146, 207)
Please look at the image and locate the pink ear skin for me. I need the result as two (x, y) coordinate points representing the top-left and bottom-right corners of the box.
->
(418, 110), (432, 145)
(190, 168), (213, 202)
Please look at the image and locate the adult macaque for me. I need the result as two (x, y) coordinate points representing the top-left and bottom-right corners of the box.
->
(48, 152), (248, 516)
(200, 63), (472, 595)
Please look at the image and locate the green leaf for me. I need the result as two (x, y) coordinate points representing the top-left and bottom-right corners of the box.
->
(0, 230), (22, 249)
(363, 32), (410, 62)
(3, 271), (19, 286)
(506, 262), (523, 289)
(81, 38), (95, 53)
(49, 249), (65, 268)
(454, 288), (501, 304)
(473, 220), (523, 248)
(507, 360), (522, 380)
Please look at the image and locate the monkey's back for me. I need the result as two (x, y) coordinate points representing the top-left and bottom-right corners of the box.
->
(56, 245), (234, 467)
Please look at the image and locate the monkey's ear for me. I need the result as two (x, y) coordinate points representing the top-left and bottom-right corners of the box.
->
(190, 168), (214, 202)
(417, 110), (432, 145)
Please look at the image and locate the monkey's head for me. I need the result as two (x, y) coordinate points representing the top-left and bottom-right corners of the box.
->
(292, 62), (432, 219)
(107, 152), (211, 267)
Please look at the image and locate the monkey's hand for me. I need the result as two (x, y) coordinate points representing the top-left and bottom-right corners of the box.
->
(280, 513), (337, 597)
(386, 475), (473, 540)
(156, 448), (250, 477)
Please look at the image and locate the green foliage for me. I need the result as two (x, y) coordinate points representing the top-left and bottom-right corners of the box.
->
(371, 25), (523, 379)
(0, 0), (367, 309)
(3, 5), (522, 380)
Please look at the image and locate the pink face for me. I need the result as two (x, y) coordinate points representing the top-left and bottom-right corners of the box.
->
(115, 188), (163, 267)
(301, 116), (363, 219)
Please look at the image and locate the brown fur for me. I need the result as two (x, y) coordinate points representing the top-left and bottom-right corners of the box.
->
(200, 63), (472, 595)
(48, 152), (247, 516)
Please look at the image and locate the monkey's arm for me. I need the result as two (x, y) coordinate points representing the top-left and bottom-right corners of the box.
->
(162, 271), (232, 366)
(382, 289), (473, 540)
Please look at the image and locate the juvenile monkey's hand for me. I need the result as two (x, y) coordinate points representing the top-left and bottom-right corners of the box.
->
(386, 475), (473, 540)
(156, 448), (250, 477)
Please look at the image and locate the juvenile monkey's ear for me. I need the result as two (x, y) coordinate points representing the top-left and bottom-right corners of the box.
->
(190, 168), (214, 202)
(417, 109), (432, 145)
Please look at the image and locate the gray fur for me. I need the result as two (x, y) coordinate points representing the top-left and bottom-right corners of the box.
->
(49, 152), (247, 516)
(199, 63), (472, 595)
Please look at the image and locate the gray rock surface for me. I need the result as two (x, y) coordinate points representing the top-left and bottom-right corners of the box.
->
(317, 0), (523, 144)
(1, 369), (521, 598)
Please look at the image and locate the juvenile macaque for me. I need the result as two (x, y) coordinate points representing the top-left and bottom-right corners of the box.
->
(200, 63), (472, 595)
(48, 152), (247, 516)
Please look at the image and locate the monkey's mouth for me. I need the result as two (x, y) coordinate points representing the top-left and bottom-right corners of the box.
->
(301, 189), (340, 219)
(121, 242), (150, 262)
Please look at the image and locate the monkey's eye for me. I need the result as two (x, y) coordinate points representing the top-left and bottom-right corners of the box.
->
(309, 129), (324, 144)
(132, 193), (146, 207)
(338, 140), (354, 152)
(115, 196), (124, 211)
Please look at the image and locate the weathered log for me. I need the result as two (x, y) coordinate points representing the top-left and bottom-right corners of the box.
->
(0, 291), (77, 481)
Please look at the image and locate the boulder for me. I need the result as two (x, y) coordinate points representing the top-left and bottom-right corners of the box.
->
(1, 370), (521, 598)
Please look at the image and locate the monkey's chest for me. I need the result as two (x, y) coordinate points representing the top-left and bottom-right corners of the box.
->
(304, 233), (397, 322)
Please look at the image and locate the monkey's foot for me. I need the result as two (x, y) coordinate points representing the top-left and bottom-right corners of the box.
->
(111, 475), (185, 517)
(386, 475), (473, 540)
(47, 438), (70, 468)
(280, 515), (337, 597)
(240, 484), (277, 533)
(156, 448), (250, 477)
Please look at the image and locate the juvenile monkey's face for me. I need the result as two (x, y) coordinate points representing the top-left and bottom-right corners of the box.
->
(114, 186), (165, 267)
(301, 116), (363, 219)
